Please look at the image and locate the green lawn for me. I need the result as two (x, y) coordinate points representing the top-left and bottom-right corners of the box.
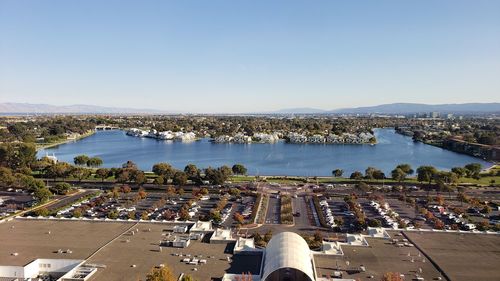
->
(230, 174), (499, 186)
(458, 176), (499, 185)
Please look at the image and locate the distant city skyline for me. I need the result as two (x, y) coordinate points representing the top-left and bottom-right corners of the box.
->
(1, 1), (500, 113)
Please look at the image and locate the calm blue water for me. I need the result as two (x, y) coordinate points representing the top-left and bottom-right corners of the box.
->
(37, 129), (492, 176)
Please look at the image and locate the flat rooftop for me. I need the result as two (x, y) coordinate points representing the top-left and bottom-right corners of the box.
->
(314, 237), (443, 281)
(86, 223), (261, 281)
(0, 219), (130, 266)
(0, 219), (261, 281)
(403, 231), (500, 281)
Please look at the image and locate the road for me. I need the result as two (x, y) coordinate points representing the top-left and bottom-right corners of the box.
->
(265, 196), (280, 224)
(0, 189), (95, 221)
(44, 189), (98, 212)
(292, 196), (312, 230)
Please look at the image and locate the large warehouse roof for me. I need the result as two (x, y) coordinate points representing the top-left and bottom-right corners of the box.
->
(261, 232), (315, 281)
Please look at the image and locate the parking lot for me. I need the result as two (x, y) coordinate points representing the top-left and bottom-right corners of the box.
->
(325, 197), (356, 232)
(359, 198), (421, 229)
(0, 190), (36, 218)
(26, 187), (259, 229)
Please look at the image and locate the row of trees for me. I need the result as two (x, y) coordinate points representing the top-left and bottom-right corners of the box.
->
(152, 162), (247, 186)
(36, 157), (248, 187)
(333, 162), (484, 185)
(73, 155), (103, 167)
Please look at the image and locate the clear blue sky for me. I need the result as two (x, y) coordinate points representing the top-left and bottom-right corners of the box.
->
(1, 0), (499, 113)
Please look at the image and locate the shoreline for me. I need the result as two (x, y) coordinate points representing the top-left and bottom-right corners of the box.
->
(394, 130), (498, 163)
(36, 130), (95, 151)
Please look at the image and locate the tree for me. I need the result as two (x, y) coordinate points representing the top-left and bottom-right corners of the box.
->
(435, 171), (459, 185)
(464, 163), (482, 178)
(332, 169), (343, 177)
(146, 266), (175, 281)
(364, 167), (385, 180)
(350, 171), (363, 180)
(73, 155), (90, 166)
(153, 176), (164, 185)
(120, 185), (132, 193)
(434, 195), (445, 206)
(396, 163), (414, 176)
(70, 167), (91, 182)
(128, 210), (136, 220)
(162, 209), (175, 220)
(166, 186), (176, 197)
(107, 210), (118, 219)
(253, 232), (265, 247)
(313, 231), (323, 243)
(391, 168), (406, 182)
(451, 167), (467, 178)
(152, 163), (175, 180)
(73, 208), (83, 218)
(50, 182), (72, 195)
(131, 170), (146, 185)
(0, 167), (16, 186)
(173, 171), (188, 186)
(355, 182), (370, 195)
(365, 167), (377, 179)
(116, 169), (131, 183)
(381, 272), (403, 281)
(264, 230), (273, 242)
(95, 168), (111, 182)
(35, 207), (49, 217)
(87, 157), (103, 168)
(205, 166), (230, 185)
(184, 164), (200, 181)
(34, 187), (52, 203)
(0, 143), (37, 169)
(179, 207), (190, 221)
(141, 211), (149, 220)
(368, 218), (382, 227)
(122, 160), (138, 169)
(417, 166), (438, 185)
(476, 221), (490, 231)
(434, 219), (445, 230)
(334, 217), (344, 226)
(18, 175), (45, 192)
(234, 212), (245, 225)
(32, 157), (54, 172)
(209, 209), (222, 223)
(45, 162), (72, 181)
(138, 187), (147, 199)
(219, 165), (233, 178)
(229, 188), (241, 196)
(232, 164), (248, 175)
(481, 205), (492, 214)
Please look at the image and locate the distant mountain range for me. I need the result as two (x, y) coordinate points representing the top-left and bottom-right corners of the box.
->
(331, 103), (500, 114)
(271, 103), (500, 115)
(268, 107), (330, 114)
(0, 102), (499, 115)
(0, 103), (170, 114)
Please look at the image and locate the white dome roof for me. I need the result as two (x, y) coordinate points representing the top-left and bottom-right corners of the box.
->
(261, 232), (315, 281)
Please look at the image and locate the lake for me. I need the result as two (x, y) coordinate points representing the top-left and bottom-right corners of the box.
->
(37, 128), (492, 176)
